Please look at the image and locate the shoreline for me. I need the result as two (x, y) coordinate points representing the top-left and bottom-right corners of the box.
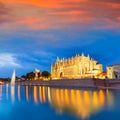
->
(14, 78), (120, 90)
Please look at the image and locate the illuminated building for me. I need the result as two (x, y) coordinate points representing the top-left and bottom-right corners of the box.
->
(96, 72), (107, 79)
(34, 69), (40, 80)
(107, 64), (120, 79)
(51, 53), (103, 79)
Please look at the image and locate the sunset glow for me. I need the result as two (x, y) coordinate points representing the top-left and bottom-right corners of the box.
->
(0, 0), (120, 77)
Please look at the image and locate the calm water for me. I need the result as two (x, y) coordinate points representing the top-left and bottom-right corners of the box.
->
(0, 85), (120, 120)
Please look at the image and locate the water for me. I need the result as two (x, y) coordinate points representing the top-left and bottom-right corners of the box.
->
(0, 85), (120, 120)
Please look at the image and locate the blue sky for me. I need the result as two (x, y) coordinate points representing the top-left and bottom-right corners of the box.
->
(0, 0), (120, 77)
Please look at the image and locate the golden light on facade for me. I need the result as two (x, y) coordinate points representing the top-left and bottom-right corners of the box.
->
(51, 54), (103, 79)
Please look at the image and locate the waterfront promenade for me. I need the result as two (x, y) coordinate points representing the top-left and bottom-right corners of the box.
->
(16, 78), (120, 89)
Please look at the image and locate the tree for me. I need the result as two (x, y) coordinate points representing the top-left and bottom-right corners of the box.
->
(21, 75), (26, 80)
(21, 75), (26, 78)
(41, 71), (51, 78)
(26, 72), (35, 80)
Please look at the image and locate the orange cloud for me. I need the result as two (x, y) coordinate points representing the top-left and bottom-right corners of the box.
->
(0, 0), (120, 31)
(18, 17), (49, 30)
(1, 0), (87, 8)
(49, 10), (87, 15)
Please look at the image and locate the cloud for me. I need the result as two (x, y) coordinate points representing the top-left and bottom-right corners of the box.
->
(0, 0), (120, 77)
(0, 51), (54, 77)
(0, 0), (119, 32)
(0, 2), (12, 23)
(0, 53), (21, 68)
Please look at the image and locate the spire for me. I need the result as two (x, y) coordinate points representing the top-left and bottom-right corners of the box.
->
(35, 68), (40, 73)
(88, 54), (90, 59)
(52, 62), (55, 66)
(82, 52), (84, 57)
(56, 56), (59, 62)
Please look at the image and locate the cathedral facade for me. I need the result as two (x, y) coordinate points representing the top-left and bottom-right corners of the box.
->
(51, 53), (103, 79)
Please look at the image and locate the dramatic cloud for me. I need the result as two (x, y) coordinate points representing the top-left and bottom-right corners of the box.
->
(0, 0), (120, 31)
(0, 0), (120, 77)
(0, 2), (12, 23)
(0, 53), (21, 68)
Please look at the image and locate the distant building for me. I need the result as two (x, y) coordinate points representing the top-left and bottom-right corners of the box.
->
(34, 69), (40, 80)
(51, 53), (103, 79)
(107, 64), (120, 79)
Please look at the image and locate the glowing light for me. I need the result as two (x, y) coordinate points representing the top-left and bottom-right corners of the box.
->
(34, 86), (38, 104)
(26, 86), (29, 101)
(39, 86), (43, 103)
(99, 90), (105, 106)
(47, 88), (113, 119)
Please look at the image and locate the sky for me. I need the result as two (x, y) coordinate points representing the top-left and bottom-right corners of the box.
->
(0, 0), (120, 77)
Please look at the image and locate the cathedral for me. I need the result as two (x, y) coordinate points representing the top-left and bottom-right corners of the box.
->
(51, 53), (103, 79)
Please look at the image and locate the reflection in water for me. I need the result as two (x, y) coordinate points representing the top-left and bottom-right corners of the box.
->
(0, 85), (2, 100)
(48, 87), (52, 104)
(30, 87), (114, 119)
(39, 86), (46, 103)
(49, 88), (113, 119)
(34, 86), (38, 104)
(106, 89), (114, 107)
(0, 85), (114, 119)
(26, 86), (29, 101)
(11, 86), (15, 103)
(6, 84), (9, 100)
(18, 85), (21, 101)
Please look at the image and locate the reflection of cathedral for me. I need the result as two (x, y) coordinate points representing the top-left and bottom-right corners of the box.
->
(3, 85), (114, 119)
(29, 86), (113, 119)
(47, 88), (113, 119)
(51, 53), (103, 79)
